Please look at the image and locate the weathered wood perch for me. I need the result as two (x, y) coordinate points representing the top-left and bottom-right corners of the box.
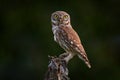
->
(44, 54), (70, 80)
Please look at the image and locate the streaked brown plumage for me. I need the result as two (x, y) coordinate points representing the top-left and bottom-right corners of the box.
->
(51, 11), (91, 68)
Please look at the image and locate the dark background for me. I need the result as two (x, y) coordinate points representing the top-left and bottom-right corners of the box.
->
(0, 0), (120, 80)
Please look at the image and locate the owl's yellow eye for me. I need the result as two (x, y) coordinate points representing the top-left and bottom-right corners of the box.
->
(54, 14), (59, 19)
(63, 15), (68, 19)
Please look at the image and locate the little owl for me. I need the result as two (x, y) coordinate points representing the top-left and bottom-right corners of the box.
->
(51, 11), (91, 68)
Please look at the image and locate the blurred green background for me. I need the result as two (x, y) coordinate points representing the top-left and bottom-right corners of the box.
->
(0, 0), (120, 80)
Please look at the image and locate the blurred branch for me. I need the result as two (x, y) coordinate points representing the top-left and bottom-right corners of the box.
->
(44, 55), (70, 80)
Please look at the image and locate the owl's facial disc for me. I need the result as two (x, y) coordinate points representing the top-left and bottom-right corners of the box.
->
(51, 11), (70, 26)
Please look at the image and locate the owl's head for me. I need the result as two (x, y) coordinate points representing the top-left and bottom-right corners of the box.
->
(51, 11), (71, 26)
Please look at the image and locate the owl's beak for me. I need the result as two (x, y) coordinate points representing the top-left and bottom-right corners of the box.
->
(59, 19), (63, 24)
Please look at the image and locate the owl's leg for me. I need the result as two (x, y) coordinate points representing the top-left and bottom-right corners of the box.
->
(64, 53), (74, 62)
(59, 52), (75, 63)
(59, 52), (69, 59)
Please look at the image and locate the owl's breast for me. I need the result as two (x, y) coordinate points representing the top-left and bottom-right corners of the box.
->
(55, 28), (70, 52)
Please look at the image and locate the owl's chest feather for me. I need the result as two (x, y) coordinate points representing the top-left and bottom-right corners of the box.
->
(52, 26), (70, 51)
(52, 26), (64, 41)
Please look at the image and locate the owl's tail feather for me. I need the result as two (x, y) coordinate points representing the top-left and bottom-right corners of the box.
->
(77, 54), (91, 68)
(85, 61), (91, 68)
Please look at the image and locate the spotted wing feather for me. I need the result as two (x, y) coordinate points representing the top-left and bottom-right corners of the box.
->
(57, 26), (91, 68)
